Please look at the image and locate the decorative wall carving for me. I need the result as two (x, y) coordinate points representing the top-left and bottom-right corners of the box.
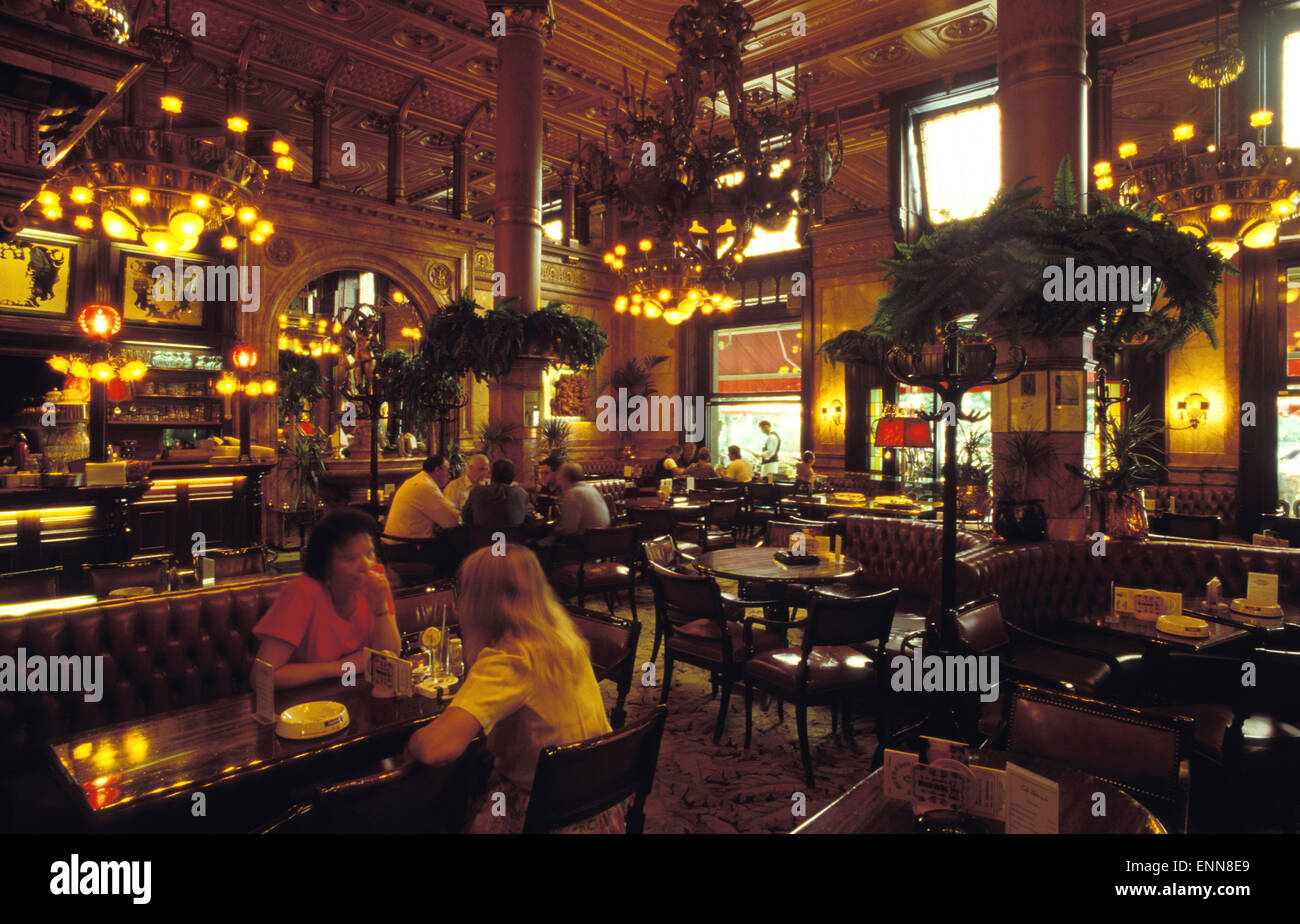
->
(551, 373), (589, 418)
(266, 235), (296, 266)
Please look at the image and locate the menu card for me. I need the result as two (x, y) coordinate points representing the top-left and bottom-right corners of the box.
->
(1247, 572), (1279, 606)
(623, 465), (634, 478)
(1112, 586), (1182, 621)
(1005, 762), (1059, 834)
(883, 741), (1007, 822)
(251, 658), (276, 725)
(199, 556), (216, 588)
(367, 649), (413, 698)
(686, 477), (695, 491)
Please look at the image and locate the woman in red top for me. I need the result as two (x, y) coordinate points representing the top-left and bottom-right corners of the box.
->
(253, 508), (401, 688)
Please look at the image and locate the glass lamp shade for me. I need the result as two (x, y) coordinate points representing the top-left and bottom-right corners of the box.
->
(231, 345), (258, 369)
(874, 417), (934, 448)
(77, 304), (122, 339)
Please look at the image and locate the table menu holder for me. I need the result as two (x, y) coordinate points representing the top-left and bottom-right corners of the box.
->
(199, 556), (216, 588)
(1111, 585), (1182, 622)
(367, 649), (413, 698)
(1005, 762), (1059, 834)
(686, 476), (695, 492)
(251, 658), (276, 725)
(884, 737), (1007, 828)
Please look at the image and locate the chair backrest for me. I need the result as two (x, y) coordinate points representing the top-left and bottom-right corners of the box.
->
(582, 523), (640, 561)
(567, 605), (640, 682)
(523, 704), (668, 833)
(0, 567), (59, 604)
(628, 506), (677, 537)
(686, 490), (713, 504)
(707, 499), (740, 529)
(747, 482), (783, 508)
(85, 558), (173, 596)
(1003, 681), (1192, 831)
(393, 580), (457, 636)
(198, 545), (269, 580)
(804, 587), (899, 655)
(950, 595), (1011, 654)
(641, 535), (683, 571)
(763, 519), (834, 550)
(646, 560), (724, 631)
(1246, 648), (1300, 721)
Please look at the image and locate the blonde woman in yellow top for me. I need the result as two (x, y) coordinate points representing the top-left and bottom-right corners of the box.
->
(405, 544), (618, 833)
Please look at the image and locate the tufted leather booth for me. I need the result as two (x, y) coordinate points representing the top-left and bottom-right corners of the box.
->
(0, 575), (294, 763)
(574, 458), (628, 479)
(953, 538), (1300, 650)
(1146, 485), (1239, 536)
(585, 478), (629, 520)
(837, 516), (991, 650)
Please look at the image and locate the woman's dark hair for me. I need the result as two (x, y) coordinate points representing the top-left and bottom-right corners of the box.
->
(303, 507), (379, 581)
(802, 450), (814, 462)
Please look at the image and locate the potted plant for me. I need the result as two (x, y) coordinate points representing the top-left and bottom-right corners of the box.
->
(477, 421), (520, 462)
(1066, 404), (1165, 539)
(956, 424), (992, 518)
(538, 418), (571, 460)
(602, 354), (669, 458)
(277, 351), (326, 431)
(992, 428), (1058, 542)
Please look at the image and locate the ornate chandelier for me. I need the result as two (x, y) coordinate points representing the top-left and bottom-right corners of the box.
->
(582, 0), (841, 325)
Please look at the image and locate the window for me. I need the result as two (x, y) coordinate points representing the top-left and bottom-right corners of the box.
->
(743, 214), (800, 257)
(1278, 266), (1300, 507)
(904, 81), (1000, 225)
(709, 323), (802, 475)
(1285, 31), (1300, 147)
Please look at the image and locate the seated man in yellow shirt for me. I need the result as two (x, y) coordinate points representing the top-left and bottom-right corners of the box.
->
(383, 454), (460, 540)
(716, 444), (754, 482)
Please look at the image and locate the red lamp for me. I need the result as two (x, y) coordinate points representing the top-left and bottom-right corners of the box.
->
(874, 414), (934, 449)
(76, 304), (122, 340)
(231, 345), (258, 370)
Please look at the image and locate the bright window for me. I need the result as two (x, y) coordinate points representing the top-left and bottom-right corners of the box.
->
(1285, 31), (1300, 147)
(709, 322), (802, 476)
(917, 102), (1001, 222)
(743, 213), (800, 257)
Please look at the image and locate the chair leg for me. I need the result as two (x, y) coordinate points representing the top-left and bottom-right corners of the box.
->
(777, 696), (784, 723)
(660, 656), (674, 704)
(714, 676), (733, 744)
(604, 591), (615, 619)
(796, 704), (814, 788)
(626, 584), (637, 625)
(711, 676), (718, 699)
(842, 698), (854, 738)
(744, 680), (755, 748)
(651, 621), (663, 663)
(830, 702), (838, 734)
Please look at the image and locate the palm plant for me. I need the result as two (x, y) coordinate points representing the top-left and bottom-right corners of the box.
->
(1065, 405), (1165, 494)
(994, 428), (1058, 500)
(538, 418), (572, 460)
(603, 354), (669, 397)
(477, 421), (520, 460)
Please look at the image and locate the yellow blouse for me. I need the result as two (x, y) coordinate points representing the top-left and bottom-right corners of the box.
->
(450, 641), (611, 789)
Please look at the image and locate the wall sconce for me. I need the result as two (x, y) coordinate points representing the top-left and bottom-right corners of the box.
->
(1173, 393), (1210, 429)
(821, 399), (843, 428)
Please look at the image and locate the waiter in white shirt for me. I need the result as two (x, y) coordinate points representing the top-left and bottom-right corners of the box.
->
(750, 420), (780, 482)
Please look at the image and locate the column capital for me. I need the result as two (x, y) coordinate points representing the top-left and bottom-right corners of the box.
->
(484, 1), (556, 40)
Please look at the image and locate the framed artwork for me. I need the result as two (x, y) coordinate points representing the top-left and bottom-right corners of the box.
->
(120, 249), (205, 327)
(0, 235), (74, 315)
(1050, 370), (1086, 431)
(1009, 372), (1047, 431)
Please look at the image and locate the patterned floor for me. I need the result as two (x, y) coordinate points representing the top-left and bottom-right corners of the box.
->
(595, 582), (880, 834)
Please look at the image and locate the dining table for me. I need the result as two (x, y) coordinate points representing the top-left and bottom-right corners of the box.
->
(624, 496), (709, 519)
(692, 547), (862, 585)
(1065, 610), (1252, 653)
(47, 674), (457, 832)
(791, 749), (1166, 834)
(780, 494), (939, 520)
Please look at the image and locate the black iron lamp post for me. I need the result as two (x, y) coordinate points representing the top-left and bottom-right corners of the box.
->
(885, 322), (1026, 650)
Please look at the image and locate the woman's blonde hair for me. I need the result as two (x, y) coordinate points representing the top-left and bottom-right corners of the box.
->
(455, 544), (591, 689)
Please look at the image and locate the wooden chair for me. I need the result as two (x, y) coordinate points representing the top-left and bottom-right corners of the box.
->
(83, 558), (175, 597)
(523, 705), (668, 833)
(646, 560), (786, 742)
(568, 605), (641, 729)
(694, 498), (740, 552)
(551, 524), (640, 624)
(742, 482), (784, 541)
(627, 506), (700, 556)
(743, 586), (900, 786)
(991, 681), (1194, 833)
(0, 567), (60, 604)
(195, 544), (271, 581)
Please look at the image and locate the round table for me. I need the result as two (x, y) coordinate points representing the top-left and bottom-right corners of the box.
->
(625, 497), (708, 519)
(692, 547), (861, 584)
(791, 749), (1165, 834)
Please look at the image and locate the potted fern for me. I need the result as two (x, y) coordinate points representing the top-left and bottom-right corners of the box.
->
(538, 418), (571, 461)
(602, 354), (669, 458)
(477, 421), (520, 462)
(992, 428), (1058, 542)
(1065, 405), (1165, 539)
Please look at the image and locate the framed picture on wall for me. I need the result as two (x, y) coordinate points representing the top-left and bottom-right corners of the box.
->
(1009, 372), (1048, 430)
(119, 249), (206, 327)
(1050, 370), (1086, 431)
(0, 234), (74, 316)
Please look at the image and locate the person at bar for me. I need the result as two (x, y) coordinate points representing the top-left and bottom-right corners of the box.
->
(716, 444), (754, 482)
(444, 453), (490, 511)
(463, 458), (531, 529)
(683, 447), (716, 480)
(252, 508), (401, 689)
(795, 450), (817, 495)
(653, 444), (680, 480)
(383, 453), (460, 541)
(404, 545), (620, 833)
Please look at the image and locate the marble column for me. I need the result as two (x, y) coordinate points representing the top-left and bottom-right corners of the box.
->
(485, 1), (555, 481)
(996, 0), (1090, 539)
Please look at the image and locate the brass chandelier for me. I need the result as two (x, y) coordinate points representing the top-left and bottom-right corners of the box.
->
(581, 0), (841, 325)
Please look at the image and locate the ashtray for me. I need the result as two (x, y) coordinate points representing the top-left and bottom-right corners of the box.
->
(774, 550), (820, 566)
(1229, 598), (1283, 619)
(1155, 613), (1211, 638)
(275, 701), (350, 739)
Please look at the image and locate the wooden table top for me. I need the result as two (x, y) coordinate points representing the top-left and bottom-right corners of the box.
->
(792, 749), (1165, 834)
(49, 678), (447, 820)
(1067, 612), (1250, 651)
(781, 495), (938, 518)
(694, 547), (861, 583)
(1185, 599), (1300, 632)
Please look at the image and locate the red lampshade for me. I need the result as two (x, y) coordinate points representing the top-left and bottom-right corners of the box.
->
(231, 345), (258, 369)
(874, 416), (933, 448)
(77, 304), (122, 340)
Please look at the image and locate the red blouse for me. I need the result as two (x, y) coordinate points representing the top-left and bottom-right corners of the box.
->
(253, 566), (395, 663)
